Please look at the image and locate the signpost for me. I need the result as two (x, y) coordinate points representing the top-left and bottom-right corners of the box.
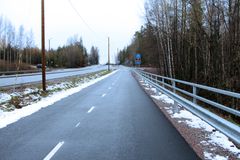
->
(135, 53), (141, 67)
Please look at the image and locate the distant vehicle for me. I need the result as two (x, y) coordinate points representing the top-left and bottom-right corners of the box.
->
(36, 64), (47, 69)
(36, 64), (42, 69)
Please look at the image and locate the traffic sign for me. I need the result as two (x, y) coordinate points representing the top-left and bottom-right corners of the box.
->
(135, 53), (141, 65)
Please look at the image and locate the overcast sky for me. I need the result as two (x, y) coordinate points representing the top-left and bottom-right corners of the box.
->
(0, 0), (145, 64)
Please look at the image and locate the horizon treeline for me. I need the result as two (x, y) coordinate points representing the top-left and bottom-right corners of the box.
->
(0, 16), (99, 71)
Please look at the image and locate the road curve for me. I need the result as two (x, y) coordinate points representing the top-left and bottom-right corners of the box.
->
(0, 68), (199, 160)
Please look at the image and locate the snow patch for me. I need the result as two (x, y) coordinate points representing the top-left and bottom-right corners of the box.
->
(29, 94), (39, 101)
(151, 88), (157, 93)
(173, 109), (240, 158)
(209, 131), (240, 156)
(0, 93), (11, 103)
(10, 92), (21, 97)
(166, 110), (173, 114)
(151, 95), (174, 104)
(172, 110), (214, 132)
(23, 88), (38, 95)
(0, 70), (118, 129)
(47, 82), (70, 90)
(204, 152), (228, 160)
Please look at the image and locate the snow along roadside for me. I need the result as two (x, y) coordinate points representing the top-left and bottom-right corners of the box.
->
(0, 70), (118, 129)
(137, 78), (240, 160)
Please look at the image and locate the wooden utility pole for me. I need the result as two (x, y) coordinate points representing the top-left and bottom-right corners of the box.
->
(41, 0), (46, 91)
(108, 37), (110, 71)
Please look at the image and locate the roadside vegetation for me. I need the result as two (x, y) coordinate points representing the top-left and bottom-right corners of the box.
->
(0, 16), (99, 72)
(0, 70), (110, 112)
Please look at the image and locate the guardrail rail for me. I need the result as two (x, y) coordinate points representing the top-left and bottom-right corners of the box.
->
(134, 69), (240, 145)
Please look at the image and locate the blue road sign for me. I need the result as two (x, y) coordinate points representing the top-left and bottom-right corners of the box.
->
(135, 54), (141, 59)
(135, 53), (141, 65)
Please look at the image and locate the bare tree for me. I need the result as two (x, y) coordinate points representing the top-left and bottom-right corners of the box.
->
(6, 21), (15, 70)
(16, 25), (25, 71)
(119, 0), (240, 100)
(26, 30), (34, 65)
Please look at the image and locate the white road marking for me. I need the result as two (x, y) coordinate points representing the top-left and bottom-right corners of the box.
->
(102, 94), (106, 97)
(108, 87), (112, 90)
(87, 106), (95, 113)
(43, 141), (64, 160)
(75, 122), (80, 128)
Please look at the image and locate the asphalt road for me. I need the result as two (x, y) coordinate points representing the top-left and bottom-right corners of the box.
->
(0, 65), (107, 87)
(0, 68), (199, 160)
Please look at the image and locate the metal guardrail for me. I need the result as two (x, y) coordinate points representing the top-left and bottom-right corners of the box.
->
(0, 69), (52, 77)
(0, 69), (108, 90)
(0, 68), (89, 79)
(0, 70), (41, 75)
(0, 65), (105, 78)
(134, 69), (240, 145)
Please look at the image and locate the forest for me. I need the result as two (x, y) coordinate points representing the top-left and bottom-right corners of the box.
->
(117, 0), (240, 117)
(118, 0), (240, 95)
(0, 16), (99, 72)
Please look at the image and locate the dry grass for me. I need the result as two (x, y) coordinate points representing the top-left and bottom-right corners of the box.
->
(0, 60), (35, 72)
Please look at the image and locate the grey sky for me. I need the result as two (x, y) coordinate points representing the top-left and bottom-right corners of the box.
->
(0, 0), (145, 64)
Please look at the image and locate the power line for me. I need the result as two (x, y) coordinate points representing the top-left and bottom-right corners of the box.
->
(67, 0), (98, 36)
(67, 0), (114, 64)
(67, 0), (110, 50)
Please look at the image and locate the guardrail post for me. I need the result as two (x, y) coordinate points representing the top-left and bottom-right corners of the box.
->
(193, 86), (197, 104)
(162, 78), (165, 88)
(155, 76), (158, 84)
(140, 72), (143, 81)
(172, 81), (176, 93)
